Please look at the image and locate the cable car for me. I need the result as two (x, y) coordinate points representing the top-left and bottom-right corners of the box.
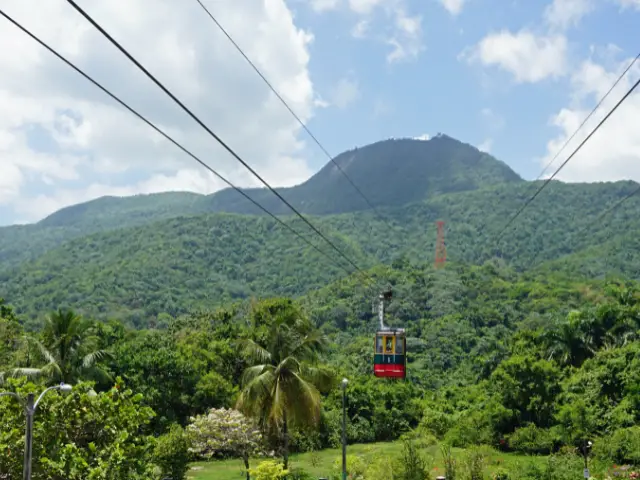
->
(374, 328), (406, 378)
(372, 288), (407, 379)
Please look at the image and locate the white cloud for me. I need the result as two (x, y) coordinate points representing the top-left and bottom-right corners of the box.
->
(439, 0), (465, 15)
(386, 7), (424, 63)
(414, 134), (430, 141)
(615, 0), (640, 9)
(330, 0), (423, 63)
(544, 0), (594, 30)
(330, 77), (361, 109)
(540, 56), (640, 183)
(351, 19), (370, 38)
(466, 29), (568, 83)
(348, 0), (385, 14)
(310, 0), (341, 12)
(478, 138), (493, 153)
(0, 0), (318, 223)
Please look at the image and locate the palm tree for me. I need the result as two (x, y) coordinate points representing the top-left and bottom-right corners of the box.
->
(545, 311), (591, 367)
(235, 302), (333, 469)
(9, 308), (112, 385)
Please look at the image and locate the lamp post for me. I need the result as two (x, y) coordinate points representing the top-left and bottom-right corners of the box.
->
(0, 383), (73, 480)
(341, 378), (348, 480)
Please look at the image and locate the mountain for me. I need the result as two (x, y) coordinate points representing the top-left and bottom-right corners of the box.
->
(201, 135), (523, 215)
(1, 134), (639, 326)
(0, 135), (520, 270)
(2, 175), (640, 326)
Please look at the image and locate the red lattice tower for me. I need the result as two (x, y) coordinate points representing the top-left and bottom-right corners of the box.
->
(434, 220), (446, 268)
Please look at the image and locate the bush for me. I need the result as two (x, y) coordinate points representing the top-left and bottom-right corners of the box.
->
(249, 460), (289, 480)
(365, 456), (397, 480)
(593, 427), (640, 464)
(507, 424), (557, 455)
(465, 448), (484, 480)
(420, 407), (453, 438)
(492, 468), (510, 480)
(442, 444), (458, 480)
(331, 455), (367, 480)
(400, 438), (429, 480)
(153, 424), (190, 480)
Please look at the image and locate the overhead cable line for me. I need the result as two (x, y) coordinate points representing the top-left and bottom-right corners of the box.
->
(63, 0), (372, 281)
(493, 72), (640, 244)
(0, 9), (359, 278)
(192, 0), (388, 222)
(525, 181), (640, 271)
(531, 52), (640, 185)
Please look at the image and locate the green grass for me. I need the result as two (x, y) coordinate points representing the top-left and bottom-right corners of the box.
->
(186, 441), (550, 480)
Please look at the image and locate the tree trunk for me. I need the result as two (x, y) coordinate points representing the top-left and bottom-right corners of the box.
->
(243, 454), (250, 480)
(283, 413), (289, 470)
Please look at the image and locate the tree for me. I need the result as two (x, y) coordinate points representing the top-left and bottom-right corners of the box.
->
(0, 298), (22, 378)
(236, 299), (333, 469)
(153, 424), (191, 480)
(9, 308), (112, 385)
(0, 377), (156, 479)
(544, 311), (590, 367)
(186, 407), (266, 480)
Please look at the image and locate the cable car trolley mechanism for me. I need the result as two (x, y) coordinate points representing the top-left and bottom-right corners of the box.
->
(373, 288), (406, 379)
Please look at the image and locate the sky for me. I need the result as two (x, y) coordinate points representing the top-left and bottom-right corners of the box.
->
(0, 0), (639, 226)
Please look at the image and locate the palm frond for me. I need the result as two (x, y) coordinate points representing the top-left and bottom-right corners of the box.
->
(240, 339), (272, 364)
(282, 371), (321, 427)
(300, 364), (336, 393)
(82, 349), (113, 368)
(241, 364), (273, 386)
(236, 368), (276, 423)
(9, 367), (44, 379)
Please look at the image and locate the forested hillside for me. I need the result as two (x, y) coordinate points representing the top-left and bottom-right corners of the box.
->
(2, 177), (640, 326)
(2, 260), (639, 478)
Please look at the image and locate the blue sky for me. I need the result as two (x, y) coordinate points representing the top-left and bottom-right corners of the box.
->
(0, 0), (639, 225)
(291, 0), (640, 180)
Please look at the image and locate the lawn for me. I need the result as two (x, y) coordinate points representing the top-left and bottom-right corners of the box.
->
(187, 441), (550, 480)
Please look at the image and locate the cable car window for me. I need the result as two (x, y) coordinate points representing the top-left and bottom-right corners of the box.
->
(376, 336), (383, 353)
(396, 337), (404, 354)
(385, 336), (393, 354)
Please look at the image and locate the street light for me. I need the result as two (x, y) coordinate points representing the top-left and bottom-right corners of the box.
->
(341, 378), (348, 480)
(0, 383), (73, 480)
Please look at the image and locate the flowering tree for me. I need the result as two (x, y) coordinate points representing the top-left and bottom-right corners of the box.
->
(186, 407), (266, 480)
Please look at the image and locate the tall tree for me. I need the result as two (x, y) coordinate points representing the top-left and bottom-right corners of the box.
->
(236, 299), (333, 469)
(10, 308), (111, 385)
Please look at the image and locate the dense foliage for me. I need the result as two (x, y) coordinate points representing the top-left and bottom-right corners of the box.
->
(2, 257), (640, 477)
(2, 135), (640, 327)
(2, 135), (640, 478)
(3, 179), (640, 327)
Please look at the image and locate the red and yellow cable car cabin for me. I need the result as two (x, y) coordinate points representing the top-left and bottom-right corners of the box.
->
(373, 328), (406, 378)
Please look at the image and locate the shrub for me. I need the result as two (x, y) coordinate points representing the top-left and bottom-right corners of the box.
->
(465, 448), (484, 480)
(400, 438), (429, 480)
(442, 444), (458, 480)
(507, 424), (556, 455)
(593, 427), (640, 465)
(331, 455), (367, 480)
(365, 456), (397, 480)
(153, 424), (190, 480)
(249, 460), (289, 480)
(492, 468), (509, 480)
